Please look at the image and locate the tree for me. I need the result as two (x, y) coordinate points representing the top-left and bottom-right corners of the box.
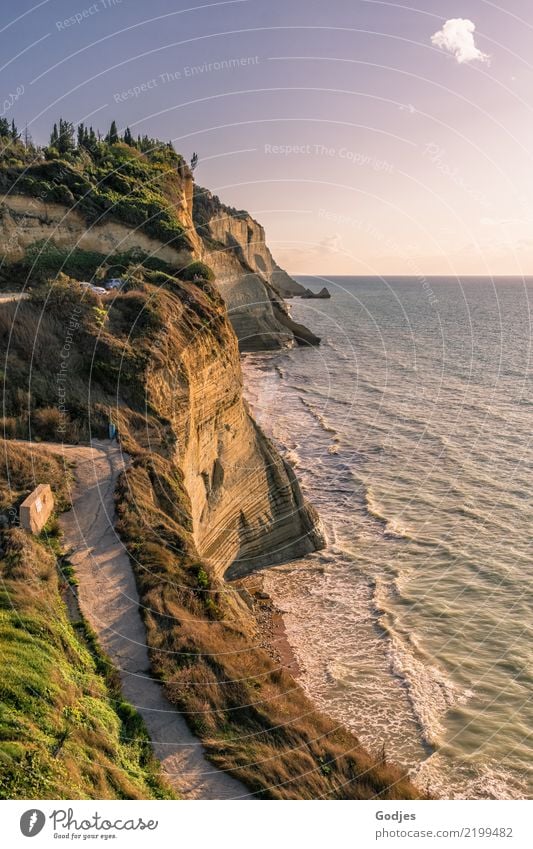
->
(106, 120), (119, 144)
(55, 118), (75, 155)
(0, 118), (10, 137)
(123, 126), (133, 146)
(190, 151), (199, 172)
(10, 119), (18, 141)
(88, 126), (98, 153)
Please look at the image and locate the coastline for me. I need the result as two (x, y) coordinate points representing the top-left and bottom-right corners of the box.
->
(237, 573), (301, 677)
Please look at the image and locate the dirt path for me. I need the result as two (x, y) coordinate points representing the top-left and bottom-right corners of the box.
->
(38, 439), (249, 800)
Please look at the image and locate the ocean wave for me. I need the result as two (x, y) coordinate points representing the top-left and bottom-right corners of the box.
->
(413, 753), (530, 800)
(363, 484), (415, 541)
(299, 397), (338, 433)
(372, 577), (468, 749)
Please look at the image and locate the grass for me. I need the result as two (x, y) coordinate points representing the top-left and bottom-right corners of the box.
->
(0, 441), (173, 799)
(0, 143), (192, 254)
(115, 456), (422, 800)
(0, 246), (424, 799)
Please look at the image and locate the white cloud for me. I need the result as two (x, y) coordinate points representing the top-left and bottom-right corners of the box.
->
(431, 18), (490, 64)
(319, 233), (344, 254)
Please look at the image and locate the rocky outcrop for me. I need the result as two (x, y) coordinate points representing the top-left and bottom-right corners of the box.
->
(0, 195), (194, 268)
(1, 186), (319, 351)
(193, 187), (318, 350)
(301, 286), (331, 299)
(0, 179), (325, 575)
(145, 283), (325, 579)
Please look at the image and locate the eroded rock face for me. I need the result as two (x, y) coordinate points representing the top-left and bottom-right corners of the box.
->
(146, 286), (325, 579)
(0, 195), (196, 268)
(1, 186), (319, 350)
(0, 183), (325, 577)
(194, 188), (319, 350)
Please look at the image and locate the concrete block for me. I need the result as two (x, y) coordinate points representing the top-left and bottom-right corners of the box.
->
(19, 484), (54, 534)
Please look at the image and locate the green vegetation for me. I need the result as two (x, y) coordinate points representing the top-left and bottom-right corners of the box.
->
(0, 119), (424, 799)
(0, 118), (192, 252)
(180, 260), (215, 282)
(0, 441), (172, 799)
(3, 241), (184, 288)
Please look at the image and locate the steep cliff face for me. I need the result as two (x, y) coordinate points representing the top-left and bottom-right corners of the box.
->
(142, 281), (324, 577)
(0, 154), (316, 350)
(0, 195), (194, 267)
(0, 151), (324, 573)
(193, 186), (319, 350)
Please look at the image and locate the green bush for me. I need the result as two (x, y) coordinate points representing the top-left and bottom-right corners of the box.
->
(180, 261), (215, 282)
(1, 154), (191, 252)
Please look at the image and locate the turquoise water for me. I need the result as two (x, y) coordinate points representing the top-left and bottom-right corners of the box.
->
(242, 276), (533, 799)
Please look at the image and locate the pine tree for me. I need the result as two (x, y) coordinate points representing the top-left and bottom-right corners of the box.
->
(106, 120), (119, 144)
(77, 123), (85, 148)
(123, 126), (133, 146)
(10, 119), (18, 141)
(56, 118), (74, 155)
(50, 123), (59, 146)
(0, 118), (10, 137)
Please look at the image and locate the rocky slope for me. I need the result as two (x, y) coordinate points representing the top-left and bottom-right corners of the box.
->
(193, 186), (319, 350)
(0, 149), (316, 350)
(0, 138), (423, 798)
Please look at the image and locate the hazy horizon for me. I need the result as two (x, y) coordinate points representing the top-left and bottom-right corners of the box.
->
(2, 0), (533, 276)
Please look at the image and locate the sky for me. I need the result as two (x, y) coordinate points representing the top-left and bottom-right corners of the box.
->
(2, 0), (533, 276)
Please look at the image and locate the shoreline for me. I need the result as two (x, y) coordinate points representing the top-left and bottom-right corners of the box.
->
(237, 572), (301, 677)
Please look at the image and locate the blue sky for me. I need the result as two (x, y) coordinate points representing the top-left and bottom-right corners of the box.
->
(2, 0), (533, 274)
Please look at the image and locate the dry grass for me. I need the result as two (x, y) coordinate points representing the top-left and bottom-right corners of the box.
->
(0, 438), (71, 512)
(115, 456), (423, 800)
(1, 273), (425, 799)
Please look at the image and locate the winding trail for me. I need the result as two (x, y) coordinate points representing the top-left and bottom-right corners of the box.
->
(39, 439), (249, 800)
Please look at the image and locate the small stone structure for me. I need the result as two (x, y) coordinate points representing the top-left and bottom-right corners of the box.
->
(19, 484), (54, 534)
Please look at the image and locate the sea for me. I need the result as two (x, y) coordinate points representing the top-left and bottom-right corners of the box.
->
(241, 276), (533, 800)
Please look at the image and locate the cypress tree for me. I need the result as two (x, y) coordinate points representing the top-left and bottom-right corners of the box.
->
(57, 118), (75, 154)
(106, 120), (119, 144)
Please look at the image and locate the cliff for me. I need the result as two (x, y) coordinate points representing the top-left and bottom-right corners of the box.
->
(193, 186), (318, 349)
(0, 137), (422, 799)
(0, 146), (317, 350)
(0, 270), (421, 799)
(130, 276), (325, 577)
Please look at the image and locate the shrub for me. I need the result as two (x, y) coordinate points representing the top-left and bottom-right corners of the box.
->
(31, 407), (63, 441)
(180, 261), (215, 282)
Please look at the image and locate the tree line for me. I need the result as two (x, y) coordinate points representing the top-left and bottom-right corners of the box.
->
(0, 116), (198, 170)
